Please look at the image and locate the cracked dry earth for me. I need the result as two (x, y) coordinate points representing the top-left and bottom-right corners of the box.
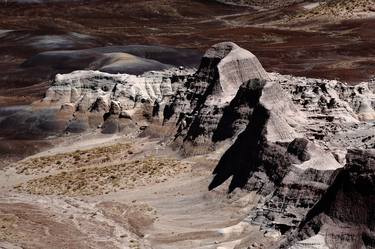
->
(0, 135), (271, 249)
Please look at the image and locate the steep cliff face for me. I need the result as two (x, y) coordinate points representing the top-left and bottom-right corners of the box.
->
(164, 42), (270, 155)
(208, 84), (340, 234)
(196, 42), (269, 100)
(282, 149), (375, 249)
(208, 77), (302, 192)
(158, 43), (350, 239)
(207, 73), (374, 240)
(173, 44), (374, 240)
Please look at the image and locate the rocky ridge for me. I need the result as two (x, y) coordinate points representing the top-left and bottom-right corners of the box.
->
(282, 149), (375, 249)
(37, 68), (194, 134)
(40, 41), (375, 248)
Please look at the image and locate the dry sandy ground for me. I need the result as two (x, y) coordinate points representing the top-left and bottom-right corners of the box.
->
(0, 134), (275, 249)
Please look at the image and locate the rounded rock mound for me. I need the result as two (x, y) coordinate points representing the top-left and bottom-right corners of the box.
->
(197, 42), (269, 98)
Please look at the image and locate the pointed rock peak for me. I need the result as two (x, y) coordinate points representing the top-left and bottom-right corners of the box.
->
(201, 42), (240, 61)
(196, 42), (269, 99)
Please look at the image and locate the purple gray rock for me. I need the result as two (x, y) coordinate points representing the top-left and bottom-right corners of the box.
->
(281, 149), (375, 249)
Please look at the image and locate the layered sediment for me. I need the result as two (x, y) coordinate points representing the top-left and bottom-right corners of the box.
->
(281, 149), (375, 249)
(24, 41), (375, 248)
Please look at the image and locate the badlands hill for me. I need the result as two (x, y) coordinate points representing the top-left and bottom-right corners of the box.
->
(1, 42), (374, 248)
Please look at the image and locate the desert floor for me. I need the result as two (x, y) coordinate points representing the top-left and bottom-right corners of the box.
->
(0, 133), (276, 249)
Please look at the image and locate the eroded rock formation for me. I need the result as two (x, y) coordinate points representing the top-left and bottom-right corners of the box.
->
(282, 149), (375, 249)
(37, 68), (192, 134)
(34, 42), (375, 248)
(163, 42), (270, 154)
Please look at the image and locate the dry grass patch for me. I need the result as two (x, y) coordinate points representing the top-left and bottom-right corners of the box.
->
(14, 143), (133, 175)
(303, 0), (375, 19)
(15, 157), (191, 196)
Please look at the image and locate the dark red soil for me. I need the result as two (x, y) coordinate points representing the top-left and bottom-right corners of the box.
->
(0, 0), (374, 104)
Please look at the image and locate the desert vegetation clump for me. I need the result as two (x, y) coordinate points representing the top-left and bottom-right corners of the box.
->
(14, 143), (132, 175)
(15, 157), (191, 196)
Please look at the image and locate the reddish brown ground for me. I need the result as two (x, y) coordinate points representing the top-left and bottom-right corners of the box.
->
(0, 0), (375, 106)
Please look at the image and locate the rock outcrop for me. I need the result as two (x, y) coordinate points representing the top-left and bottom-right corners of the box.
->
(275, 73), (375, 152)
(163, 42), (270, 154)
(164, 43), (374, 243)
(38, 68), (193, 134)
(205, 74), (342, 237)
(282, 149), (375, 249)
(196, 42), (269, 99)
(206, 72), (375, 241)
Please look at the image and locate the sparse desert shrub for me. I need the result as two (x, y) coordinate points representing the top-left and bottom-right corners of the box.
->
(15, 157), (191, 196)
(15, 143), (132, 174)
